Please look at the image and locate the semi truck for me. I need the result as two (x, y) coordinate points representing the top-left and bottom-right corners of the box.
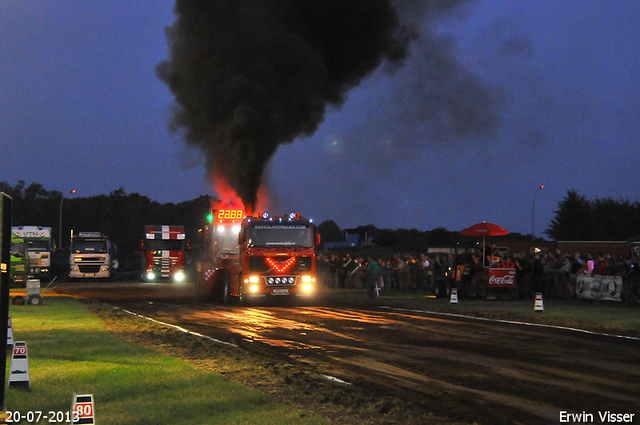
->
(68, 231), (111, 280)
(141, 225), (188, 283)
(196, 208), (320, 303)
(12, 225), (53, 280)
(10, 232), (29, 286)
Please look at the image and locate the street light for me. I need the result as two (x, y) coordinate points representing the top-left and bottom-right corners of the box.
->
(531, 184), (544, 242)
(59, 189), (76, 249)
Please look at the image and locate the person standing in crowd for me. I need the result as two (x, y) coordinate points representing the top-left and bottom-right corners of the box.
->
(592, 253), (608, 275)
(366, 255), (379, 299)
(316, 253), (327, 286)
(531, 253), (544, 294)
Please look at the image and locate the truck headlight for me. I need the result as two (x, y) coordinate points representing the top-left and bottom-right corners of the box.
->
(302, 284), (313, 293)
(174, 271), (185, 282)
(301, 275), (312, 283)
(249, 275), (259, 283)
(249, 285), (259, 293)
(146, 272), (155, 281)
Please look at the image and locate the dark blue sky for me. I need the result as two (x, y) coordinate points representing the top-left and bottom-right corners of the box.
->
(2, 1), (639, 236)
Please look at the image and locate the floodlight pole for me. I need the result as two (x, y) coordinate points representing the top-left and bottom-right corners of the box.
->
(0, 193), (13, 410)
(58, 190), (76, 249)
(531, 185), (544, 242)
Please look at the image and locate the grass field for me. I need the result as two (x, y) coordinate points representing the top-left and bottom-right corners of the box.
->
(4, 297), (325, 425)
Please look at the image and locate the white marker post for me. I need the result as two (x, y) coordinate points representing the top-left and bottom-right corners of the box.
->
(72, 394), (95, 424)
(6, 316), (13, 348)
(8, 341), (30, 389)
(534, 293), (544, 312)
(450, 288), (458, 304)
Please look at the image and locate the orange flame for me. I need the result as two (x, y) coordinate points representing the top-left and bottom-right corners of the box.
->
(210, 173), (269, 216)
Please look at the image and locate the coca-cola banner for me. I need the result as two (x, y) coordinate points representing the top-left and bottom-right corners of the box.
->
(488, 268), (517, 287)
(576, 275), (622, 302)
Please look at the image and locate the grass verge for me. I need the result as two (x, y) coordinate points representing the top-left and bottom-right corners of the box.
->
(4, 297), (325, 425)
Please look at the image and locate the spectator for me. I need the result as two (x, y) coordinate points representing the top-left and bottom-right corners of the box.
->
(389, 254), (401, 290)
(393, 254), (408, 290)
(418, 253), (430, 291)
(559, 255), (572, 275)
(531, 254), (544, 294)
(573, 252), (583, 266)
(592, 253), (608, 276)
(570, 254), (583, 275)
(316, 253), (327, 286)
(406, 254), (418, 290)
(366, 255), (379, 299)
(327, 254), (339, 288)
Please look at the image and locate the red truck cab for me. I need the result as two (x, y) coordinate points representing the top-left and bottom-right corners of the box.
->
(198, 211), (320, 303)
(142, 225), (188, 283)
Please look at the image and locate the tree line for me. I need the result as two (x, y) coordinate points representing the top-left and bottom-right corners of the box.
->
(315, 190), (640, 248)
(544, 189), (640, 241)
(2, 182), (638, 254)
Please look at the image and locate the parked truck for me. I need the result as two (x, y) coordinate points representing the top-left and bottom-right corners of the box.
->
(196, 209), (320, 303)
(141, 225), (188, 283)
(68, 231), (111, 280)
(12, 225), (53, 280)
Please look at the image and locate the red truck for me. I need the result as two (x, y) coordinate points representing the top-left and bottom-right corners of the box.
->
(196, 209), (320, 303)
(141, 225), (188, 283)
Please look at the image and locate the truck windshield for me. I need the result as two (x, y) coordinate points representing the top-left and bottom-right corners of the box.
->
(72, 240), (108, 253)
(247, 223), (313, 248)
(145, 239), (185, 251)
(10, 242), (25, 257)
(27, 240), (51, 251)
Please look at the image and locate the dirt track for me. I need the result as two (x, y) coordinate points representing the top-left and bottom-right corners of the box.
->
(55, 283), (640, 425)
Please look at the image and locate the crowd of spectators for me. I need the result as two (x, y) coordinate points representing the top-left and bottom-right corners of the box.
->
(316, 252), (454, 292)
(315, 246), (640, 299)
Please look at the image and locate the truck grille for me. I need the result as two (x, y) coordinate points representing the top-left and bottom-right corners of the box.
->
(155, 257), (176, 272)
(79, 265), (101, 274)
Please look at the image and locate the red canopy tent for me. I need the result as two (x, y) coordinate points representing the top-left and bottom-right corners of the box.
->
(461, 222), (508, 266)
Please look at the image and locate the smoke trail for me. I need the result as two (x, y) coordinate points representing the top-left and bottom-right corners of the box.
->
(156, 0), (416, 211)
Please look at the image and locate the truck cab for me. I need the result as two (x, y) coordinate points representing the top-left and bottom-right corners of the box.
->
(237, 213), (320, 301)
(141, 225), (188, 283)
(12, 225), (53, 280)
(197, 210), (320, 303)
(69, 232), (111, 280)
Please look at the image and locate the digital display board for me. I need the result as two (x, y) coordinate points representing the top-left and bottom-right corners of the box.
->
(215, 209), (244, 224)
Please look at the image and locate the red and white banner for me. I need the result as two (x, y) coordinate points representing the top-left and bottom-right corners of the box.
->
(488, 268), (516, 287)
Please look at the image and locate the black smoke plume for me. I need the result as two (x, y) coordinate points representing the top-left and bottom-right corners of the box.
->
(156, 0), (416, 211)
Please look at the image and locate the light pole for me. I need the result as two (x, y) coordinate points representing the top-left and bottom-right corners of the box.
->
(531, 184), (544, 241)
(59, 189), (76, 249)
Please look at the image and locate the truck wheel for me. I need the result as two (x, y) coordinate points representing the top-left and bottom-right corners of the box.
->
(212, 270), (229, 303)
(28, 295), (43, 306)
(12, 296), (25, 306)
(221, 277), (231, 304)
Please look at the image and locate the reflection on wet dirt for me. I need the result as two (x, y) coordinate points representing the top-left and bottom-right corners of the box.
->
(131, 303), (640, 424)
